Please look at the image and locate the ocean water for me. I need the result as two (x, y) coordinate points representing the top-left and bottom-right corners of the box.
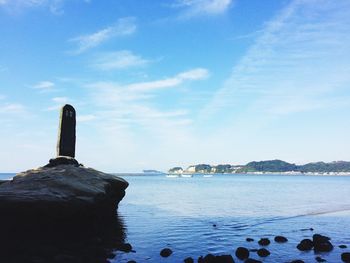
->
(113, 174), (350, 262)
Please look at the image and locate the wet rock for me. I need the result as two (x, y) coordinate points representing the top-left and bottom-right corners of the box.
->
(274, 236), (288, 243)
(184, 257), (194, 263)
(314, 240), (333, 253)
(296, 239), (313, 251)
(313, 234), (333, 253)
(119, 243), (132, 252)
(127, 261), (136, 263)
(315, 256), (326, 262)
(244, 259), (262, 263)
(235, 247), (249, 260)
(249, 249), (258, 252)
(213, 224), (217, 227)
(342, 252), (350, 263)
(313, 234), (330, 243)
(246, 238), (254, 242)
(258, 238), (270, 246)
(215, 255), (234, 263)
(204, 253), (215, 262)
(301, 228), (314, 232)
(290, 260), (305, 263)
(340, 245), (348, 249)
(160, 248), (173, 257)
(257, 248), (270, 257)
(198, 254), (234, 263)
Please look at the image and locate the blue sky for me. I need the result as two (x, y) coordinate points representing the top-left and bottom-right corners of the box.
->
(0, 0), (350, 172)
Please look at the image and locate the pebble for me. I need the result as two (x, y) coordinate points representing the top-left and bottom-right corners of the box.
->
(274, 236), (288, 243)
(235, 247), (249, 260)
(257, 248), (270, 257)
(342, 252), (350, 263)
(160, 248), (172, 257)
(313, 234), (333, 253)
(296, 239), (313, 251)
(184, 257), (194, 263)
(215, 255), (234, 263)
(290, 260), (305, 263)
(258, 238), (270, 246)
(246, 238), (254, 242)
(340, 245), (348, 249)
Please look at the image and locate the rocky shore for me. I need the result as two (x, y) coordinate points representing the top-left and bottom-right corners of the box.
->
(123, 231), (350, 263)
(0, 157), (130, 263)
(0, 157), (128, 220)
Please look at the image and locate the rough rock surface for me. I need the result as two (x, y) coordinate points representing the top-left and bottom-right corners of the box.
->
(0, 160), (128, 219)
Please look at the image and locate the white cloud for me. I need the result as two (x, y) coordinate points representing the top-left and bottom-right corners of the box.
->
(85, 68), (209, 141)
(0, 0), (89, 14)
(127, 68), (209, 92)
(52, 96), (68, 103)
(0, 103), (26, 114)
(32, 81), (55, 92)
(201, 0), (350, 119)
(47, 97), (69, 111)
(77, 114), (96, 122)
(175, 0), (233, 18)
(69, 17), (137, 54)
(93, 50), (149, 70)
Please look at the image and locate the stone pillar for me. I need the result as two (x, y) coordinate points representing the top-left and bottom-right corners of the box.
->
(57, 104), (76, 158)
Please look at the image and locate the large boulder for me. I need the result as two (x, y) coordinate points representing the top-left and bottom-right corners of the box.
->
(0, 160), (128, 219)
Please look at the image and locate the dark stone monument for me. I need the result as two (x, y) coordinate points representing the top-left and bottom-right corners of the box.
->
(57, 104), (76, 158)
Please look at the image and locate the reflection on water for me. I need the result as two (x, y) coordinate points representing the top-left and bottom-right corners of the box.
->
(0, 213), (127, 263)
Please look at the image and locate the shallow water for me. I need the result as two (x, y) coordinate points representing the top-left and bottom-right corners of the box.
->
(114, 174), (350, 262)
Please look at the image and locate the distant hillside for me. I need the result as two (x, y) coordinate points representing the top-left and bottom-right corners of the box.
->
(240, 160), (298, 173)
(168, 160), (350, 174)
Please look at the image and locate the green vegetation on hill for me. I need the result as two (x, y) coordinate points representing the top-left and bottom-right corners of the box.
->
(168, 160), (350, 174)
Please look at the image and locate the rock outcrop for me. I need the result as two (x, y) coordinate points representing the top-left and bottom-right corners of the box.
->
(0, 159), (128, 219)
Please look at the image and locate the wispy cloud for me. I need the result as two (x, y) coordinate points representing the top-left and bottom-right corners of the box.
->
(92, 50), (149, 70)
(77, 114), (96, 123)
(32, 81), (56, 93)
(174, 0), (233, 18)
(0, 103), (25, 114)
(127, 68), (209, 91)
(69, 17), (137, 54)
(47, 96), (69, 111)
(0, 0), (89, 15)
(86, 67), (209, 135)
(201, 0), (350, 120)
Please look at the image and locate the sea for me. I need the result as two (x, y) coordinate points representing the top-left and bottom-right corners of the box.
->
(1, 173), (350, 262)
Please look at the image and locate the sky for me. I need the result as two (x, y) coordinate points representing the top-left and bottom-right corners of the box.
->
(0, 0), (350, 172)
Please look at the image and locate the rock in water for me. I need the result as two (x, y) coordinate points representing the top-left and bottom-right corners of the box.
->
(342, 252), (350, 263)
(274, 236), (288, 243)
(257, 248), (270, 257)
(235, 247), (249, 260)
(160, 248), (173, 257)
(258, 238), (270, 246)
(0, 160), (128, 219)
(313, 234), (333, 253)
(296, 239), (313, 251)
